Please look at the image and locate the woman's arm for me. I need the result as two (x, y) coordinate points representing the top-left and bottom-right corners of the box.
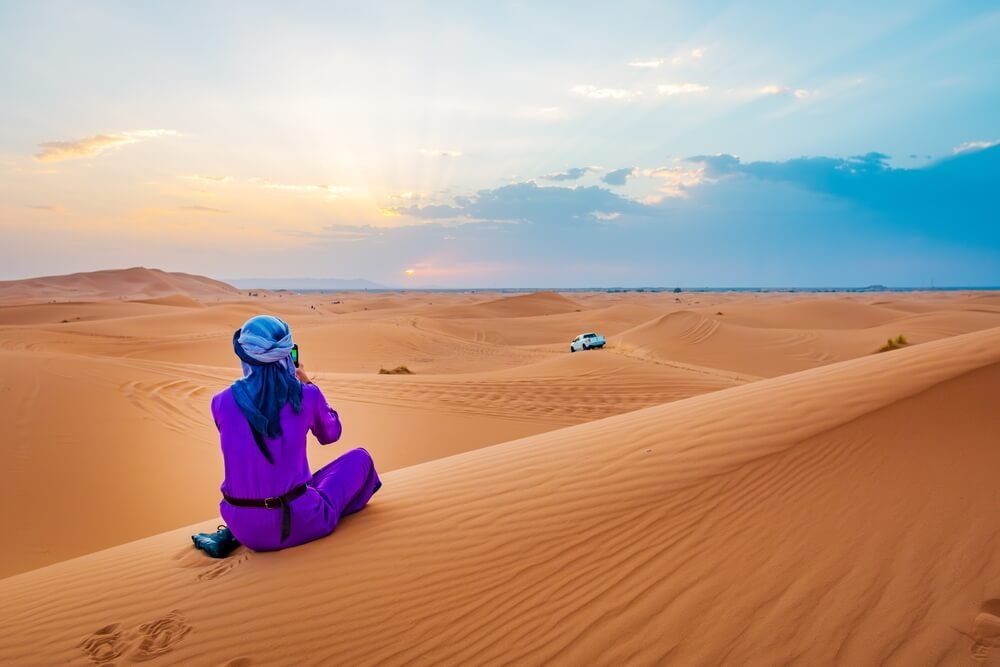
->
(300, 368), (342, 445)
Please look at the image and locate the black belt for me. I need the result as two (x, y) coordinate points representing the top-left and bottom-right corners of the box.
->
(223, 483), (309, 543)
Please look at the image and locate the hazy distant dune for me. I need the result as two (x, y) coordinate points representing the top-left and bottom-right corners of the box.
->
(425, 290), (583, 319)
(0, 267), (240, 304)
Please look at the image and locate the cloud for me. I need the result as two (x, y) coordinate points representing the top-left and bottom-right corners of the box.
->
(634, 49), (704, 68)
(389, 181), (651, 226)
(295, 147), (1000, 287)
(571, 85), (637, 101)
(643, 165), (707, 198)
(455, 181), (650, 225)
(602, 167), (637, 186)
(542, 167), (594, 181)
(953, 139), (999, 154)
(36, 135), (124, 161)
(418, 148), (463, 157)
(683, 147), (1000, 223)
(524, 106), (566, 120)
(25, 204), (65, 213)
(591, 211), (621, 221)
(685, 152), (894, 186)
(759, 85), (812, 99)
(35, 129), (178, 161)
(657, 83), (709, 95)
(629, 58), (665, 69)
(759, 85), (789, 96)
(256, 181), (353, 197)
(683, 154), (742, 175)
(391, 204), (465, 219)
(177, 205), (229, 214)
(188, 175), (233, 183)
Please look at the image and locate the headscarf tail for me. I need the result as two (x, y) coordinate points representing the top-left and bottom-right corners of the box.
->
(230, 315), (303, 462)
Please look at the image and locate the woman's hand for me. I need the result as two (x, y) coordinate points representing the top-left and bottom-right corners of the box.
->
(295, 363), (313, 385)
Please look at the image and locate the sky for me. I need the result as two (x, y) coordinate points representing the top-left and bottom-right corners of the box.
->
(1, 0), (997, 287)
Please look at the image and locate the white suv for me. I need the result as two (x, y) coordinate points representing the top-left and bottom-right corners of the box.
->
(570, 332), (606, 352)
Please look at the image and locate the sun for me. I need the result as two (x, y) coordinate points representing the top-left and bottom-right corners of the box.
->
(404, 269), (415, 277)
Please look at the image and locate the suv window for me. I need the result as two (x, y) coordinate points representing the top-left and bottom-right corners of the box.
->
(584, 333), (596, 338)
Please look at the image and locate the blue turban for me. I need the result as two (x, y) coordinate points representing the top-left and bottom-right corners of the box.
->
(231, 315), (303, 447)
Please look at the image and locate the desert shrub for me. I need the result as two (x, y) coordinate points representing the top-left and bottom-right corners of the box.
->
(379, 365), (414, 375)
(878, 334), (909, 353)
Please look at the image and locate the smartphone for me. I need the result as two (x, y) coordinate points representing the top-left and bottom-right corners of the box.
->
(291, 344), (299, 368)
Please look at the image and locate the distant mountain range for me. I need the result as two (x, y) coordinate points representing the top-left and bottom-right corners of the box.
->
(228, 277), (388, 290)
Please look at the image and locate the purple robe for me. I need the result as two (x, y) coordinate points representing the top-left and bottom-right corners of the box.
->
(211, 383), (380, 551)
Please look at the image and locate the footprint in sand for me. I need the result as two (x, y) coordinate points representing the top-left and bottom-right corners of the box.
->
(970, 599), (1000, 663)
(222, 658), (254, 667)
(173, 543), (249, 581)
(79, 611), (191, 665)
(126, 610), (192, 662)
(78, 622), (128, 665)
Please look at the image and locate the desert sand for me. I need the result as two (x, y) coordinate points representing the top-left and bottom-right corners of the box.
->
(2, 267), (1000, 665)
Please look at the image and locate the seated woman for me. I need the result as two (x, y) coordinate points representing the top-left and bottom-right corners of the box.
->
(210, 315), (381, 551)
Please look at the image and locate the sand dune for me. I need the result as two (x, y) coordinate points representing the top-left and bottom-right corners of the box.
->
(2, 290), (749, 576)
(1, 326), (998, 665)
(713, 297), (908, 329)
(0, 300), (180, 326)
(614, 310), (839, 377)
(0, 345), (739, 577)
(3, 270), (1000, 664)
(4, 278), (1000, 579)
(322, 357), (744, 427)
(0, 267), (239, 305)
(411, 302), (666, 347)
(131, 294), (207, 308)
(426, 290), (583, 319)
(869, 292), (1000, 314)
(965, 293), (1000, 306)
(615, 306), (1000, 377)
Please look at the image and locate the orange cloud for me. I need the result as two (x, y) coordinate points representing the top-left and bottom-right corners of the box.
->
(643, 164), (706, 199)
(35, 129), (178, 162)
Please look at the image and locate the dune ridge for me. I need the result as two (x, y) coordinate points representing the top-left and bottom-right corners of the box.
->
(614, 306), (1000, 377)
(426, 290), (583, 319)
(2, 326), (998, 666)
(0, 267), (239, 304)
